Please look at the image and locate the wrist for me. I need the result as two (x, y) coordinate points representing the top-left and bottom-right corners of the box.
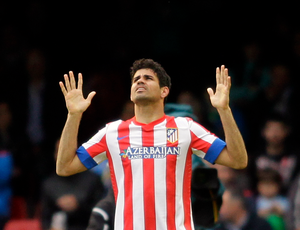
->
(67, 112), (83, 119)
(216, 106), (231, 114)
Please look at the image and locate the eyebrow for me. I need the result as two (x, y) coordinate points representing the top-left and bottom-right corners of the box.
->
(133, 74), (154, 82)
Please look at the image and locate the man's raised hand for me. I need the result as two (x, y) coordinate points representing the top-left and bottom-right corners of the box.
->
(59, 71), (96, 115)
(207, 65), (231, 111)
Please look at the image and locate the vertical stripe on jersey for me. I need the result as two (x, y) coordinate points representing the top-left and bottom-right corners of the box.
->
(142, 126), (156, 230)
(153, 120), (167, 230)
(174, 117), (194, 230)
(105, 120), (124, 230)
(129, 123), (145, 230)
(118, 121), (133, 230)
(183, 148), (193, 230)
(165, 118), (177, 230)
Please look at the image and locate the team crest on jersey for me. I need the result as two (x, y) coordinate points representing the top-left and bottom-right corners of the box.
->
(167, 128), (178, 143)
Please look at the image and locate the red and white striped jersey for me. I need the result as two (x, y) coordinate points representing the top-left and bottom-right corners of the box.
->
(77, 115), (226, 230)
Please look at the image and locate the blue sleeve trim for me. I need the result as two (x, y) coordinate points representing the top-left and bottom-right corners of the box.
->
(76, 146), (97, 169)
(204, 138), (226, 164)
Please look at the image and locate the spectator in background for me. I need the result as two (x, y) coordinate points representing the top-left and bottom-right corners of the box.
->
(0, 150), (13, 230)
(230, 39), (270, 107)
(0, 148), (13, 230)
(22, 48), (64, 156)
(256, 63), (294, 118)
(229, 39), (270, 148)
(25, 48), (47, 149)
(11, 48), (64, 216)
(293, 177), (300, 230)
(255, 169), (289, 230)
(86, 188), (115, 230)
(216, 187), (272, 230)
(211, 164), (251, 196)
(285, 171), (300, 230)
(0, 102), (12, 152)
(176, 91), (204, 123)
(251, 63), (296, 147)
(41, 140), (105, 230)
(0, 101), (14, 230)
(19, 47), (63, 157)
(211, 164), (255, 214)
(0, 100), (32, 222)
(247, 113), (300, 195)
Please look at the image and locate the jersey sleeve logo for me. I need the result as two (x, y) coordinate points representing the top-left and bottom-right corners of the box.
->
(167, 128), (178, 143)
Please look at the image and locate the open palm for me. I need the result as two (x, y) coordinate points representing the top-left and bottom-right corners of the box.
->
(207, 65), (231, 110)
(59, 71), (96, 114)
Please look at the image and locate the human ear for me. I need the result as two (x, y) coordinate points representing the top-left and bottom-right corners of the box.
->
(161, 87), (169, 99)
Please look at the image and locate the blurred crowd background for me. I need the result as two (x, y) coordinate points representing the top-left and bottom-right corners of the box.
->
(1, 1), (300, 230)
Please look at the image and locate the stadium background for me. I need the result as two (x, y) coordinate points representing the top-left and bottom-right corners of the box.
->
(1, 1), (300, 229)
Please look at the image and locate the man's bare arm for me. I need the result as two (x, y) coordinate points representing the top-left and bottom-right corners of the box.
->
(213, 107), (248, 169)
(56, 71), (96, 176)
(207, 65), (248, 169)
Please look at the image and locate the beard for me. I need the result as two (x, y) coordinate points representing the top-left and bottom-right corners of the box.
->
(131, 93), (159, 106)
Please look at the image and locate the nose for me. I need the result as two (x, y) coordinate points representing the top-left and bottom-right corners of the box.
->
(137, 76), (145, 84)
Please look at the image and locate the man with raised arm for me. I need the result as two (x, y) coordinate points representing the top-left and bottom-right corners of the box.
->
(56, 59), (247, 230)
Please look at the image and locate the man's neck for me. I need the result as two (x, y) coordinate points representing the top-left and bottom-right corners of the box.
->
(134, 103), (165, 124)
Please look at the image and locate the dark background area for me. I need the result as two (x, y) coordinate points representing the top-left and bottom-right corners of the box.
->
(1, 0), (300, 221)
(1, 0), (300, 160)
(1, 0), (300, 165)
(2, 1), (299, 94)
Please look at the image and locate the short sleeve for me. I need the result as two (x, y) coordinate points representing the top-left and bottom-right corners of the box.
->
(189, 120), (226, 164)
(76, 127), (108, 169)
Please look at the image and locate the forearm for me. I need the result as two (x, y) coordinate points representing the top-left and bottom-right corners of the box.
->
(217, 107), (248, 169)
(56, 113), (85, 176)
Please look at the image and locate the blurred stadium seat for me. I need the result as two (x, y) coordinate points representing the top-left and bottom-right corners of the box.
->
(4, 218), (41, 230)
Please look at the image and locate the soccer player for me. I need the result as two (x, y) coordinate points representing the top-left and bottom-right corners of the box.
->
(56, 59), (248, 230)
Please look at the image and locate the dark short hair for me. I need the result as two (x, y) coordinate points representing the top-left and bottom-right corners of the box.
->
(130, 58), (171, 90)
(264, 112), (290, 127)
(257, 168), (282, 185)
(226, 187), (249, 210)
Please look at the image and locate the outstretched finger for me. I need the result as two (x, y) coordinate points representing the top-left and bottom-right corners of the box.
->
(220, 65), (225, 84)
(77, 73), (83, 90)
(86, 91), (96, 103)
(64, 74), (71, 91)
(227, 76), (231, 89)
(59, 81), (67, 96)
(207, 87), (214, 97)
(69, 71), (76, 89)
(216, 67), (220, 85)
(224, 68), (229, 86)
